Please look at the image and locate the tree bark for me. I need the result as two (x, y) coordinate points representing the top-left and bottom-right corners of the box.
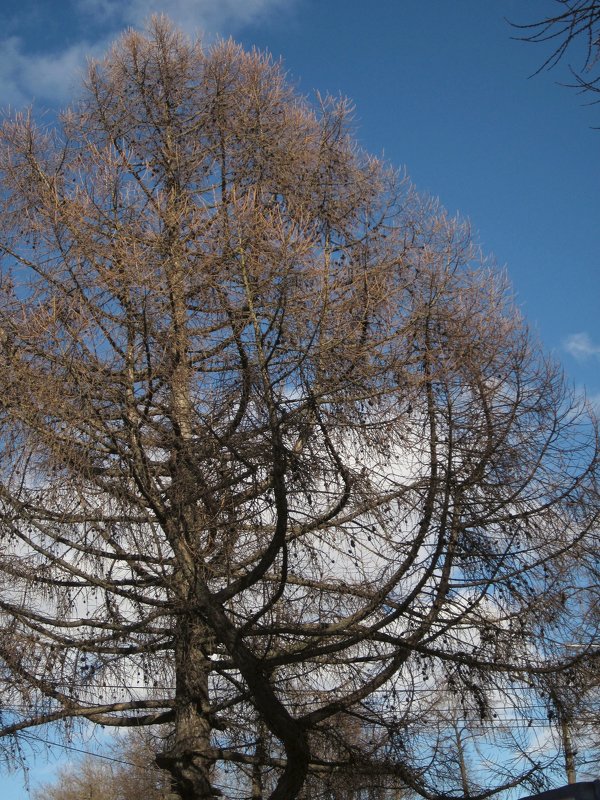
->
(157, 617), (221, 799)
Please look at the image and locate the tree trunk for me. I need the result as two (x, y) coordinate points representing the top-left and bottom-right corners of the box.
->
(561, 715), (576, 785)
(251, 721), (267, 799)
(157, 617), (220, 799)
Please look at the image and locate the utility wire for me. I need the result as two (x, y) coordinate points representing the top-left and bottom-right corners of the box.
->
(16, 731), (137, 767)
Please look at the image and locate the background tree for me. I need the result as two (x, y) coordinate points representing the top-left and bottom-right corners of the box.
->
(536, 658), (600, 785)
(33, 732), (173, 800)
(0, 16), (598, 800)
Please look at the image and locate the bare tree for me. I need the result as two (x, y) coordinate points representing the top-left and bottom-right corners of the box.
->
(536, 659), (600, 785)
(512, 1), (600, 96)
(33, 732), (173, 800)
(0, 16), (598, 800)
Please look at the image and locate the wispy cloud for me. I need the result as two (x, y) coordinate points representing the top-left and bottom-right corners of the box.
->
(1, 0), (297, 108)
(563, 332), (600, 361)
(80, 0), (295, 33)
(0, 35), (104, 109)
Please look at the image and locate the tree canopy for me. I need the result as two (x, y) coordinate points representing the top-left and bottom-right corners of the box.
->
(0, 16), (598, 800)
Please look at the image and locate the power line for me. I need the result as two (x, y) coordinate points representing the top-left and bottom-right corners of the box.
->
(16, 731), (137, 767)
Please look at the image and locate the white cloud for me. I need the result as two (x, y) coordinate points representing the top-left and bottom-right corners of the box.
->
(80, 0), (295, 33)
(563, 332), (600, 361)
(0, 35), (107, 109)
(0, 0), (297, 108)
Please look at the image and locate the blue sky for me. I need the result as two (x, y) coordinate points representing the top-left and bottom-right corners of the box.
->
(0, 0), (599, 795)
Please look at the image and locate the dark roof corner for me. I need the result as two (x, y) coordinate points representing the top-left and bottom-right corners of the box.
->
(521, 781), (600, 800)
